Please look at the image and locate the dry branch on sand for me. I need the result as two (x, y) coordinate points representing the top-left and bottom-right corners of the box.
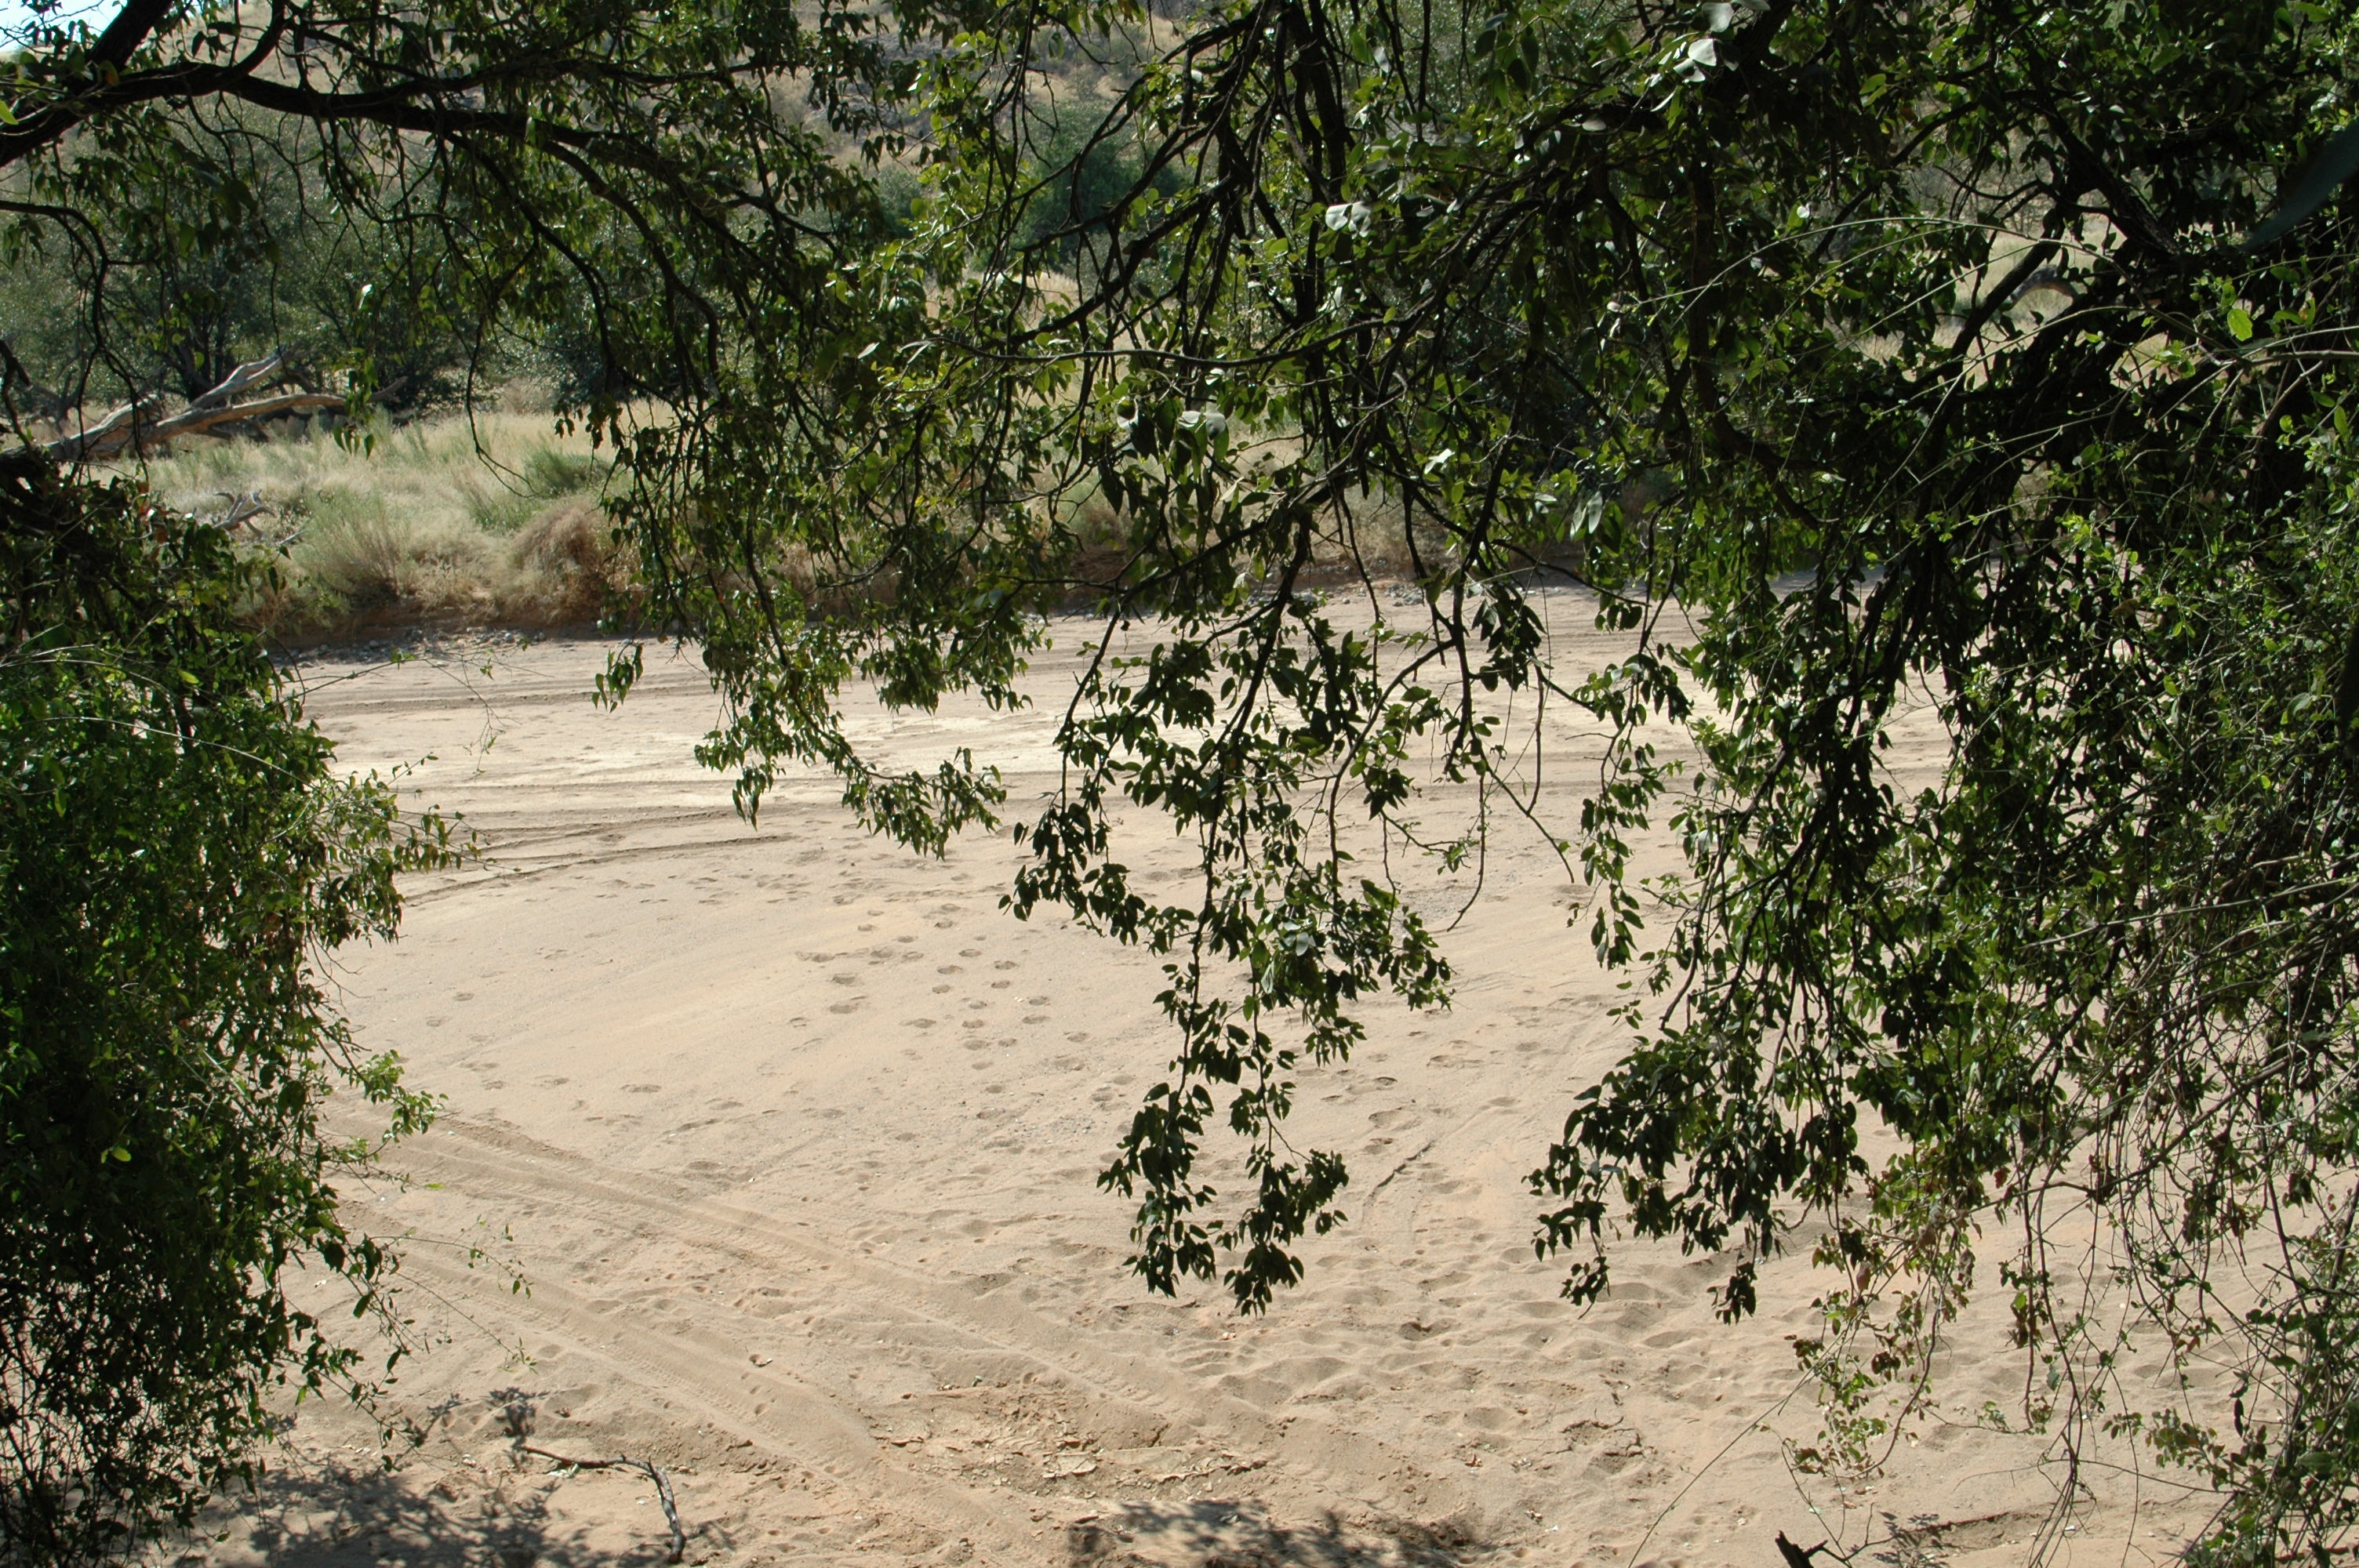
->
(514, 1445), (686, 1562)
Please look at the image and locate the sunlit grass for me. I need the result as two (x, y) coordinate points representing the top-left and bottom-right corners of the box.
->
(132, 412), (623, 639)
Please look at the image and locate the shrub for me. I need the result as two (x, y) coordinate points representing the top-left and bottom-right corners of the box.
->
(0, 448), (453, 1562)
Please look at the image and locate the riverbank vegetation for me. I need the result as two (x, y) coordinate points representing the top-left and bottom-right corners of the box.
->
(138, 409), (619, 638)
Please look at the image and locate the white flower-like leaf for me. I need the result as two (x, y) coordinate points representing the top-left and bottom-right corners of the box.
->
(1322, 201), (1374, 235)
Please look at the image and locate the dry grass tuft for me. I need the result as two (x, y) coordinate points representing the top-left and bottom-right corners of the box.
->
(130, 412), (627, 640)
(512, 496), (627, 622)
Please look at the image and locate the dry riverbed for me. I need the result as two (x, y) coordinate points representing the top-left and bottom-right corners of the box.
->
(191, 604), (2209, 1567)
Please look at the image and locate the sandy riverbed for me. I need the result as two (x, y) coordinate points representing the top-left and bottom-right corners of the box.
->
(196, 603), (2209, 1568)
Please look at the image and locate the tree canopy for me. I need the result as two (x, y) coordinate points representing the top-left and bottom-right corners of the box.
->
(611, 0), (2359, 1559)
(12, 0), (2359, 1559)
(0, 0), (931, 430)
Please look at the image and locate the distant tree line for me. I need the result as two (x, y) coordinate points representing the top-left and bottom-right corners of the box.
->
(0, 78), (1111, 432)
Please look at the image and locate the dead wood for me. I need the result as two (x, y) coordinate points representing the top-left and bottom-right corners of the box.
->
(46, 394), (163, 461)
(43, 353), (348, 462)
(515, 1442), (688, 1563)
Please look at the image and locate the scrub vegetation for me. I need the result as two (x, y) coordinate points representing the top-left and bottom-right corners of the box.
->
(136, 411), (620, 637)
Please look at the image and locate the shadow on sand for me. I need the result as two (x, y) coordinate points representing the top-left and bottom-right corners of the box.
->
(1065, 1499), (1483, 1567)
(179, 1452), (694, 1568)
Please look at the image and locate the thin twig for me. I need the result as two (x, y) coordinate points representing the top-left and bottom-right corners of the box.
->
(515, 1443), (687, 1563)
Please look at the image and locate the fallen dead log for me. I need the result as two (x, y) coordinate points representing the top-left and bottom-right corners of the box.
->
(185, 351), (285, 412)
(44, 352), (348, 462)
(515, 1443), (688, 1563)
(140, 389), (347, 448)
(206, 491), (272, 532)
(45, 394), (162, 461)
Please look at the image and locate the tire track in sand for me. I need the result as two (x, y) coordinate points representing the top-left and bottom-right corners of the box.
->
(394, 1243), (1016, 1557)
(392, 1116), (1480, 1522)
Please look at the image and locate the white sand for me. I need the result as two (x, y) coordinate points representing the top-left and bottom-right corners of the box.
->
(200, 607), (2212, 1567)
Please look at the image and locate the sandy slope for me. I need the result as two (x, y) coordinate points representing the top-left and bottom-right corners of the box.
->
(195, 601), (2213, 1568)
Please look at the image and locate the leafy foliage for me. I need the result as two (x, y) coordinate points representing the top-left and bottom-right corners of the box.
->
(609, 0), (2359, 1556)
(17, 0), (2359, 1556)
(0, 114), (479, 419)
(1010, 73), (1187, 270)
(0, 0), (929, 440)
(0, 448), (452, 1560)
